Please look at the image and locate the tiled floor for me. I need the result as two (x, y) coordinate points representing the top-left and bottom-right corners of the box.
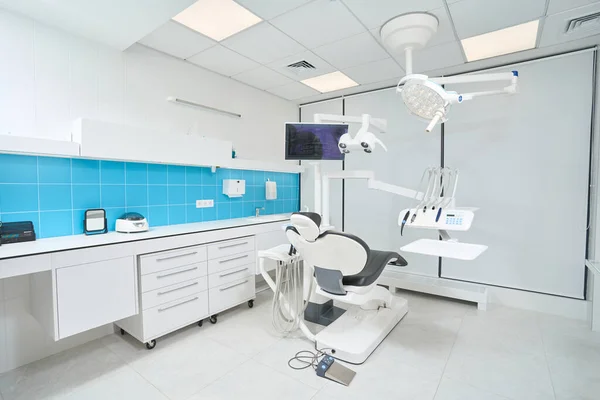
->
(0, 289), (599, 400)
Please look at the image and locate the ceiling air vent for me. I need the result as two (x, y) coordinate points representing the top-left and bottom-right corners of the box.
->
(565, 12), (600, 34)
(287, 60), (316, 70)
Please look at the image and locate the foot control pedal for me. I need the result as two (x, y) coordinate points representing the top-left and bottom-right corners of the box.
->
(316, 355), (356, 386)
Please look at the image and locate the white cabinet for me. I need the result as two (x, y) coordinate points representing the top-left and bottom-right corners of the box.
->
(255, 226), (288, 273)
(56, 256), (137, 339)
(209, 276), (255, 315)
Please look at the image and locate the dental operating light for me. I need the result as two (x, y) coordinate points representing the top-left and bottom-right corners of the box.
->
(381, 12), (519, 132)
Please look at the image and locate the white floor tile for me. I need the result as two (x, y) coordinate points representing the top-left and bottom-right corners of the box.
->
(187, 359), (317, 400)
(201, 301), (282, 357)
(318, 348), (442, 400)
(0, 340), (124, 400)
(379, 314), (461, 374)
(59, 365), (168, 400)
(454, 306), (545, 356)
(443, 346), (555, 400)
(434, 377), (511, 400)
(538, 314), (600, 363)
(125, 333), (248, 400)
(547, 355), (600, 400)
(253, 336), (328, 390)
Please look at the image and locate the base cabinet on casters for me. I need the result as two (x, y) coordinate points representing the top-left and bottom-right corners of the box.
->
(116, 245), (210, 349)
(117, 236), (257, 349)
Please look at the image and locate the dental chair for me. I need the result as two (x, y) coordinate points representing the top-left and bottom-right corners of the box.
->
(285, 212), (409, 364)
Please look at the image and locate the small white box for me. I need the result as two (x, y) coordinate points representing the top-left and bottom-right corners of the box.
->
(223, 179), (245, 198)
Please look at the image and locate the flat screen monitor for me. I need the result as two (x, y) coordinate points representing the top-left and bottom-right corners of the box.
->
(285, 123), (348, 161)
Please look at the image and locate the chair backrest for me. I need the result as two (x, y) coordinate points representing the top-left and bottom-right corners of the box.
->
(286, 213), (370, 294)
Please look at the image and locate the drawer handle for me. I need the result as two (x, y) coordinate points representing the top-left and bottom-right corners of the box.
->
(218, 241), (248, 250)
(219, 254), (249, 264)
(219, 267), (249, 278)
(156, 251), (198, 262)
(158, 296), (199, 312)
(157, 266), (198, 279)
(220, 280), (249, 292)
(157, 281), (199, 296)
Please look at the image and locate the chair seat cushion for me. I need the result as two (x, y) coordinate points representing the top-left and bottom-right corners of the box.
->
(342, 250), (407, 287)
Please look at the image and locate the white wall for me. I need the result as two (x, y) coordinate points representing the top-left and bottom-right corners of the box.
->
(299, 100), (344, 229)
(442, 51), (593, 299)
(0, 8), (297, 163)
(344, 90), (440, 277)
(0, 9), (297, 373)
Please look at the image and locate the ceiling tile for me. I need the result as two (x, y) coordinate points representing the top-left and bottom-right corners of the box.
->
(138, 21), (216, 59)
(426, 7), (457, 47)
(449, 0), (546, 39)
(232, 66), (294, 90)
(221, 22), (305, 64)
(343, 58), (404, 85)
(271, 0), (365, 48)
(540, 2), (600, 47)
(313, 31), (389, 70)
(267, 82), (319, 100)
(342, 0), (444, 29)
(187, 45), (259, 77)
(267, 51), (336, 80)
(548, 0), (600, 15)
(368, 7), (455, 58)
(395, 41), (465, 73)
(234, 0), (313, 20)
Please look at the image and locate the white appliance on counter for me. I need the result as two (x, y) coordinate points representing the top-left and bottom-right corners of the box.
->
(116, 212), (149, 233)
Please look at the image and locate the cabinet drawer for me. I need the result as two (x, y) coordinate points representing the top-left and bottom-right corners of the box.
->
(140, 246), (207, 275)
(209, 275), (255, 314)
(143, 292), (208, 340)
(207, 237), (254, 260)
(208, 263), (253, 289)
(208, 251), (255, 275)
(140, 262), (207, 293)
(141, 277), (208, 310)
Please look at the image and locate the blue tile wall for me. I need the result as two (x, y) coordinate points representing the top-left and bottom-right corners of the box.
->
(0, 154), (300, 239)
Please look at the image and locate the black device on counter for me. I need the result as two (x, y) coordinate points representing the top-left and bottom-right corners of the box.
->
(0, 221), (36, 244)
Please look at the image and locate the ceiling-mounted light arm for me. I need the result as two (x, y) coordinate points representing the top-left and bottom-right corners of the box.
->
(430, 71), (519, 101)
(313, 113), (388, 153)
(313, 113), (387, 132)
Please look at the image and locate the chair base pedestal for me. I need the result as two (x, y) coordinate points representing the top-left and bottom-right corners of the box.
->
(315, 295), (408, 364)
(304, 300), (346, 327)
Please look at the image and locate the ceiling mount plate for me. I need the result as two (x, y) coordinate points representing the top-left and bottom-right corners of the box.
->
(380, 12), (439, 54)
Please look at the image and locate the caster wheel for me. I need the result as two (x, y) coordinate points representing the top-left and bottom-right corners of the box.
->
(120, 328), (125, 336)
(248, 300), (254, 308)
(209, 315), (218, 324)
(145, 340), (156, 350)
(198, 320), (203, 327)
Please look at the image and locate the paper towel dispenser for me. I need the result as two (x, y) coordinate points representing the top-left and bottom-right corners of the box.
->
(223, 179), (245, 198)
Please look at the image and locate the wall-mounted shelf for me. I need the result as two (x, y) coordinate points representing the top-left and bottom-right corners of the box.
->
(0, 134), (80, 157)
(222, 158), (303, 173)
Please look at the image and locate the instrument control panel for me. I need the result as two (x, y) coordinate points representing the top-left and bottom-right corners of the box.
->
(399, 208), (474, 231)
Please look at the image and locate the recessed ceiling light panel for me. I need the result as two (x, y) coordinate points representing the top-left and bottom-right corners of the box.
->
(461, 20), (540, 62)
(301, 71), (358, 93)
(173, 0), (262, 41)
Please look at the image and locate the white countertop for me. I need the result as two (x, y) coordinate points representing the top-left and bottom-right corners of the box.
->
(0, 214), (292, 260)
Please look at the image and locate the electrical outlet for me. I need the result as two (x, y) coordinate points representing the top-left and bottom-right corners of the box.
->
(196, 200), (214, 208)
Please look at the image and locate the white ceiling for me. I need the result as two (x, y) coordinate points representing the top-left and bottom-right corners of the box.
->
(0, 0), (197, 50)
(139, 0), (600, 103)
(3, 0), (600, 103)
